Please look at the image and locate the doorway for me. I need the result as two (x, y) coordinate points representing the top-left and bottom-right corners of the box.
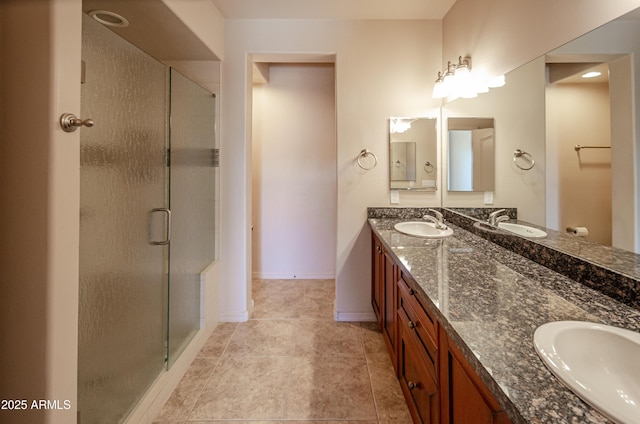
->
(546, 62), (613, 246)
(251, 62), (337, 283)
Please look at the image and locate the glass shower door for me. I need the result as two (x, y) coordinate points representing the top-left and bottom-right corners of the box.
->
(78, 15), (168, 423)
(167, 69), (216, 366)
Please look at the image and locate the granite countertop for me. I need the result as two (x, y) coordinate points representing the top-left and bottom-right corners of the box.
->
(369, 217), (640, 424)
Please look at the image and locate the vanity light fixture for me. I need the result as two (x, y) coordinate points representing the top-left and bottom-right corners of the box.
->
(432, 55), (505, 99)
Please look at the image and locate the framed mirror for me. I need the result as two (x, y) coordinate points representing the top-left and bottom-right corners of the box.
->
(447, 118), (495, 192)
(389, 117), (438, 191)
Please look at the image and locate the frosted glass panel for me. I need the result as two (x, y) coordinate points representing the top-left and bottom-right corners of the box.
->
(79, 15), (168, 424)
(167, 68), (216, 366)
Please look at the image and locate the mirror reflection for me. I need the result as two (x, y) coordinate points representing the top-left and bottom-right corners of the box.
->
(389, 117), (437, 191)
(447, 118), (495, 192)
(442, 7), (640, 255)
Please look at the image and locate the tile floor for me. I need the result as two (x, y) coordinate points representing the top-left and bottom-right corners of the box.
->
(153, 279), (412, 424)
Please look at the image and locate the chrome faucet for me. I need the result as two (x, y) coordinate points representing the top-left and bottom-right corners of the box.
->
(487, 209), (509, 226)
(423, 209), (448, 230)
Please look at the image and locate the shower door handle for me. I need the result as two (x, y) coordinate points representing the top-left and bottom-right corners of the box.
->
(149, 208), (171, 245)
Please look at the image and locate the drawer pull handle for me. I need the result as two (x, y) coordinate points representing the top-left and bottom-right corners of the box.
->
(408, 321), (416, 329)
(408, 381), (419, 390)
(408, 288), (416, 296)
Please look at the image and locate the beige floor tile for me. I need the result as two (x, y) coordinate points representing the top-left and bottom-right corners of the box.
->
(284, 356), (377, 420)
(285, 421), (377, 424)
(368, 360), (412, 422)
(156, 279), (412, 424)
(293, 320), (365, 357)
(251, 293), (306, 319)
(187, 421), (282, 424)
(360, 322), (389, 358)
(153, 357), (219, 423)
(189, 356), (290, 420)
(224, 320), (295, 357)
(197, 322), (239, 358)
(253, 279), (306, 299)
(303, 279), (335, 299)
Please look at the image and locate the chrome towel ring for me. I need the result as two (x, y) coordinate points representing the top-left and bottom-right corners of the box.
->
(513, 149), (535, 170)
(357, 149), (378, 170)
(424, 161), (436, 173)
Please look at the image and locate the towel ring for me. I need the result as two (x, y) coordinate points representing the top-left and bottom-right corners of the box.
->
(357, 149), (378, 170)
(513, 149), (535, 171)
(424, 161), (436, 173)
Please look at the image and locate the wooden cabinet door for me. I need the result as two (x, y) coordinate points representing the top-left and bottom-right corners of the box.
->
(440, 328), (511, 424)
(371, 233), (383, 325)
(398, 306), (439, 424)
(382, 249), (397, 362)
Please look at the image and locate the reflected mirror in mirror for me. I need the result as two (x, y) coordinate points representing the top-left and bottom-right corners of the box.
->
(447, 118), (495, 192)
(389, 117), (438, 191)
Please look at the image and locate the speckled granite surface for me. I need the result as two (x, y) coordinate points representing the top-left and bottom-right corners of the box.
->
(442, 208), (640, 311)
(368, 213), (640, 424)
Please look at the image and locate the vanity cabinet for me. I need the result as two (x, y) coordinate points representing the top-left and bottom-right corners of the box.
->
(372, 232), (398, 369)
(397, 274), (439, 423)
(371, 230), (512, 424)
(371, 233), (384, 324)
(440, 331), (511, 424)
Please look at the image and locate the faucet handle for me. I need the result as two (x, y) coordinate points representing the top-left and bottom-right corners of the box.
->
(427, 208), (443, 220)
(488, 209), (506, 219)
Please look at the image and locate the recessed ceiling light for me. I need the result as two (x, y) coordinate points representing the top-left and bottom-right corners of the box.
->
(88, 10), (129, 28)
(582, 71), (601, 79)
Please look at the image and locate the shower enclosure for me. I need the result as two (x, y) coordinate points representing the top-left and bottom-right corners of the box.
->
(78, 15), (217, 424)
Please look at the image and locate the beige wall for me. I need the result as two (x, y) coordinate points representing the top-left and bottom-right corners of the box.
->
(220, 19), (442, 321)
(252, 64), (337, 279)
(0, 1), (81, 423)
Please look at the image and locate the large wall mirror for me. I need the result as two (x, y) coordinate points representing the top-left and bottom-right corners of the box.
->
(442, 7), (640, 256)
(389, 117), (438, 191)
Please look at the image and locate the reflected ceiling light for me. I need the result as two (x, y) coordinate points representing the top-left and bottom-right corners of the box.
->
(89, 10), (129, 28)
(582, 71), (602, 79)
(390, 118), (413, 134)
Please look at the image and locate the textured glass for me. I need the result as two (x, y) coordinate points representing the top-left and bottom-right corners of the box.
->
(79, 15), (168, 424)
(167, 68), (216, 367)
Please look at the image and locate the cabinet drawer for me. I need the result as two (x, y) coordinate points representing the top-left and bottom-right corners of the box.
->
(398, 312), (439, 424)
(398, 304), (437, 381)
(398, 275), (438, 354)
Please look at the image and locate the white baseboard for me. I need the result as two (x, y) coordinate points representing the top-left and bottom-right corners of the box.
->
(252, 272), (335, 279)
(218, 310), (251, 322)
(124, 326), (214, 424)
(334, 310), (377, 322)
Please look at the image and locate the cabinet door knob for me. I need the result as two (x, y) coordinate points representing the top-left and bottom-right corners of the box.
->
(408, 288), (416, 296)
(408, 381), (419, 390)
(408, 321), (416, 329)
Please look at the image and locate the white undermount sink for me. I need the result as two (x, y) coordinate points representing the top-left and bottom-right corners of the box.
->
(534, 321), (640, 424)
(394, 221), (453, 239)
(498, 222), (547, 238)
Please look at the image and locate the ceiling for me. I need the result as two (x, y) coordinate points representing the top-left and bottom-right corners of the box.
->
(211, 0), (457, 20)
